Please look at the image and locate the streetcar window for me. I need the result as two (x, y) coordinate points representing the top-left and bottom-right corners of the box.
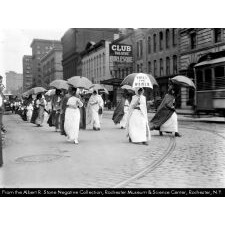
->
(214, 66), (225, 88)
(196, 70), (203, 90)
(205, 69), (212, 90)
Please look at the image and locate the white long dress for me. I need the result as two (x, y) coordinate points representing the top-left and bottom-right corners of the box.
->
(26, 103), (33, 122)
(64, 96), (83, 142)
(119, 99), (130, 128)
(126, 95), (151, 142)
(88, 94), (102, 129)
(160, 111), (178, 133)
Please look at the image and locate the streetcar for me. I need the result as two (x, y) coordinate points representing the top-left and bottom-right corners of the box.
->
(194, 51), (225, 116)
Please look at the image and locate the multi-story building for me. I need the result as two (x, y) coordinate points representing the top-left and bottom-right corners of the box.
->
(179, 28), (225, 109)
(5, 71), (23, 95)
(22, 55), (33, 91)
(30, 39), (61, 87)
(40, 45), (63, 88)
(61, 28), (119, 80)
(132, 28), (180, 102)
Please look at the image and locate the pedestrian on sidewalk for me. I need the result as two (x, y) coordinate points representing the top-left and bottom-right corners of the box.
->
(150, 83), (181, 137)
(64, 87), (83, 144)
(126, 88), (150, 145)
(112, 90), (130, 129)
(78, 90), (87, 130)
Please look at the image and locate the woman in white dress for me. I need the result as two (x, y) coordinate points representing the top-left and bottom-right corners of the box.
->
(88, 90), (102, 131)
(126, 88), (150, 145)
(64, 87), (83, 144)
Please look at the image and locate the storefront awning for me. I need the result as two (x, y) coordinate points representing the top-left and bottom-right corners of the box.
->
(100, 78), (123, 86)
(195, 57), (225, 67)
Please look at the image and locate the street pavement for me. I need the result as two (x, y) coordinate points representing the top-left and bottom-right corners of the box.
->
(0, 112), (225, 188)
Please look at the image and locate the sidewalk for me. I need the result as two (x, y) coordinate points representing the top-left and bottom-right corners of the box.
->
(104, 109), (225, 123)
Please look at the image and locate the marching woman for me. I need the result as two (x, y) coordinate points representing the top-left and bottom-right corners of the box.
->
(30, 95), (39, 124)
(51, 89), (62, 132)
(112, 91), (130, 129)
(35, 93), (47, 127)
(26, 95), (34, 123)
(126, 87), (150, 145)
(87, 90), (102, 131)
(150, 83), (181, 137)
(64, 87), (83, 144)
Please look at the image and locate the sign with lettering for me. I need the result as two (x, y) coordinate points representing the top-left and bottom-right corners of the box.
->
(109, 44), (133, 63)
(133, 74), (153, 88)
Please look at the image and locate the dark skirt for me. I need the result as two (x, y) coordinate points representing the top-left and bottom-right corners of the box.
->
(60, 113), (66, 135)
(30, 108), (39, 124)
(79, 107), (86, 129)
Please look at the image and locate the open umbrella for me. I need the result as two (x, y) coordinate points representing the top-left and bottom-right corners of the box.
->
(45, 89), (56, 96)
(67, 76), (92, 89)
(171, 75), (196, 89)
(89, 84), (109, 94)
(50, 79), (69, 90)
(28, 87), (47, 95)
(121, 73), (158, 88)
(121, 84), (135, 92)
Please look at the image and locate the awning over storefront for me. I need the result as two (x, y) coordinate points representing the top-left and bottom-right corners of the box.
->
(195, 57), (225, 67)
(100, 78), (123, 86)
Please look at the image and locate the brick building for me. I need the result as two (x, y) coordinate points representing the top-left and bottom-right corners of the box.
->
(22, 55), (33, 91)
(131, 28), (180, 103)
(30, 39), (61, 87)
(179, 28), (225, 109)
(40, 45), (63, 88)
(61, 28), (119, 80)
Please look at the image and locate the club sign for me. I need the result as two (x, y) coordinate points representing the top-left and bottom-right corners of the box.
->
(109, 44), (133, 63)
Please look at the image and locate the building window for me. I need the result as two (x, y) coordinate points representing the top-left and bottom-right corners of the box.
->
(172, 28), (177, 46)
(166, 29), (170, 49)
(140, 40), (143, 58)
(140, 63), (143, 72)
(160, 58), (163, 76)
(166, 57), (170, 75)
(137, 64), (139, 72)
(148, 37), (151, 54)
(159, 32), (163, 51)
(190, 32), (197, 49)
(153, 34), (157, 53)
(148, 61), (151, 73)
(173, 55), (177, 74)
(214, 28), (222, 43)
(154, 60), (157, 76)
(136, 42), (139, 57)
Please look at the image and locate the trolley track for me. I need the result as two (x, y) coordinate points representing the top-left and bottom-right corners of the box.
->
(113, 124), (225, 188)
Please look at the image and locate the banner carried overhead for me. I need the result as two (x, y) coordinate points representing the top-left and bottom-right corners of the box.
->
(109, 44), (133, 63)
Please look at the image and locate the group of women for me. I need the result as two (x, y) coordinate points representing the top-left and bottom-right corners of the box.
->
(112, 82), (181, 146)
(20, 85), (104, 145)
(19, 81), (181, 146)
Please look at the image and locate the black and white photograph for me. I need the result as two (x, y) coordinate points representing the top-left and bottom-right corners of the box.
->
(1, 0), (225, 224)
(1, 27), (225, 191)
